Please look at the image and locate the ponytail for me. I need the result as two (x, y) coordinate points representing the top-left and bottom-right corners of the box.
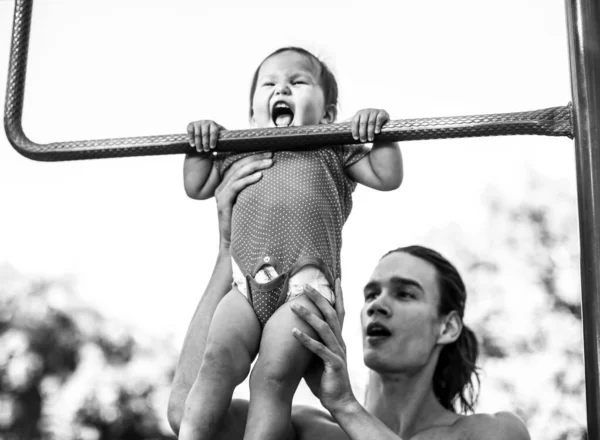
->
(433, 324), (480, 413)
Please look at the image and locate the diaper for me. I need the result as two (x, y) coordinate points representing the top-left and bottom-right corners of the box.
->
(232, 258), (335, 306)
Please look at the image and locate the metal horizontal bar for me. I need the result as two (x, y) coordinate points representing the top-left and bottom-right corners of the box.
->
(4, 0), (573, 162)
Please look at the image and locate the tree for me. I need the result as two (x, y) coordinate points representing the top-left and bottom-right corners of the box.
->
(430, 172), (585, 439)
(0, 266), (177, 440)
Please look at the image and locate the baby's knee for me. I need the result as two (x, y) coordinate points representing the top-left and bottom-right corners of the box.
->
(202, 341), (252, 379)
(251, 356), (298, 390)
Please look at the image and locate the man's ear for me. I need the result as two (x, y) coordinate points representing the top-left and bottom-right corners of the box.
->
(437, 311), (462, 346)
(320, 104), (337, 124)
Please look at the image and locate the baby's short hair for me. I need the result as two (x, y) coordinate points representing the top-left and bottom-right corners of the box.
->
(249, 47), (338, 120)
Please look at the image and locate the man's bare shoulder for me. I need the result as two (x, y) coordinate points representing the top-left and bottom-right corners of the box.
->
(291, 405), (348, 440)
(290, 406), (530, 440)
(450, 411), (530, 440)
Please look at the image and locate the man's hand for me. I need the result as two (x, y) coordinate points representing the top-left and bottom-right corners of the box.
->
(214, 152), (274, 248)
(293, 279), (355, 411)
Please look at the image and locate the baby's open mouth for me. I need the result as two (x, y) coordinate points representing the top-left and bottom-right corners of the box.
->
(272, 102), (294, 127)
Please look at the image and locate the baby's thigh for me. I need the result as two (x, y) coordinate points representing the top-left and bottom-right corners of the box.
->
(254, 295), (324, 382)
(206, 288), (262, 364)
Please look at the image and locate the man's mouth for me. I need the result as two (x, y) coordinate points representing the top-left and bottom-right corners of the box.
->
(272, 101), (294, 127)
(366, 322), (392, 341)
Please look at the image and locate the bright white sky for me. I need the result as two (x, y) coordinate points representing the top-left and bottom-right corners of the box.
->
(0, 0), (575, 406)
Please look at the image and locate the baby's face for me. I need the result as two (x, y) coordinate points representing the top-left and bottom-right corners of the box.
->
(251, 51), (331, 128)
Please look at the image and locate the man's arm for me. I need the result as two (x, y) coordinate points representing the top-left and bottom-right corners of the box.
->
(291, 405), (350, 440)
(168, 152), (273, 434)
(167, 244), (233, 433)
(329, 400), (406, 440)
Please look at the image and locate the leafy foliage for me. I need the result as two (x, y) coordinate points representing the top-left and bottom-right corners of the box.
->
(0, 269), (177, 440)
(431, 173), (586, 439)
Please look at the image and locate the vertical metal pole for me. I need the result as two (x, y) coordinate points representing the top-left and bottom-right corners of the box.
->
(565, 1), (600, 439)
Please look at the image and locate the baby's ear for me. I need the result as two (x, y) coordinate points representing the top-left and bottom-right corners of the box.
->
(321, 104), (337, 124)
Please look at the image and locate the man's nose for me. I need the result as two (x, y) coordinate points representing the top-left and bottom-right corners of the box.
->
(367, 295), (391, 317)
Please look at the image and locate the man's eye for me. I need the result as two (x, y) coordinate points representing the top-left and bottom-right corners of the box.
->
(365, 292), (377, 301)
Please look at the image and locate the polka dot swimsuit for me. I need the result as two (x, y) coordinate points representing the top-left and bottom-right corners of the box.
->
(215, 145), (369, 324)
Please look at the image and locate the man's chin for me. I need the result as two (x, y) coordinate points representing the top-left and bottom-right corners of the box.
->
(363, 353), (387, 372)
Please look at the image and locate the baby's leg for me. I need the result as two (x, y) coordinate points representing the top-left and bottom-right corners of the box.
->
(179, 288), (261, 440)
(243, 293), (324, 440)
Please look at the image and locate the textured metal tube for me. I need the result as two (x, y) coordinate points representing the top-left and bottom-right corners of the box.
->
(4, 0), (573, 162)
(566, 1), (600, 439)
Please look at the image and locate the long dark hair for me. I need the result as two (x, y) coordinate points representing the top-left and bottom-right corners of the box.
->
(383, 245), (480, 414)
(248, 47), (339, 120)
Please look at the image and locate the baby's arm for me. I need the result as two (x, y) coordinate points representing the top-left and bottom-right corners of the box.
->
(345, 109), (403, 191)
(183, 120), (225, 200)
